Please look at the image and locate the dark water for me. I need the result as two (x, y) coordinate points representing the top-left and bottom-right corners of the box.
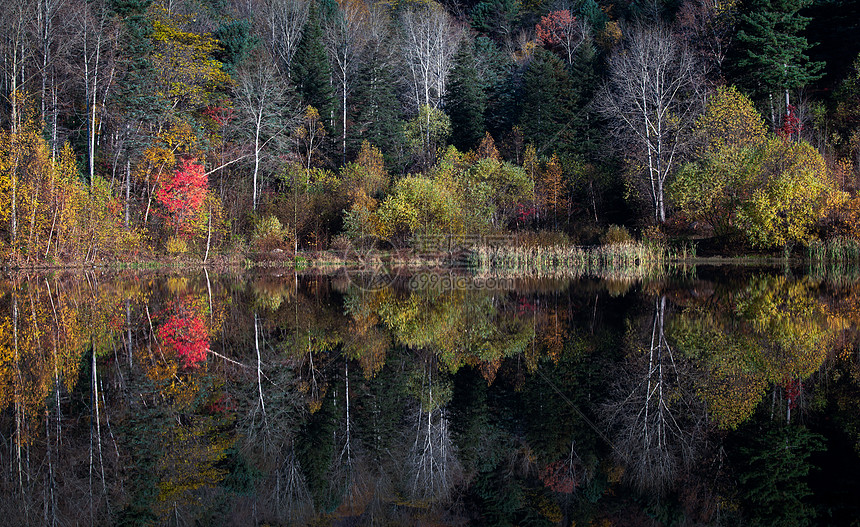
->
(1, 268), (859, 526)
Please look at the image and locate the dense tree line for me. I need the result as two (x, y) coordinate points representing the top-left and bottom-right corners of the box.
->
(2, 0), (860, 262)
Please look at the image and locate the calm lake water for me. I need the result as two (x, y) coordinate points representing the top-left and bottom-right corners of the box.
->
(1, 267), (859, 526)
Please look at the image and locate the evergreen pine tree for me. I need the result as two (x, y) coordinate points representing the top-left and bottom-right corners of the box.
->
(214, 19), (257, 75)
(470, 0), (518, 40)
(291, 2), (334, 128)
(109, 0), (157, 223)
(446, 44), (487, 152)
(567, 40), (601, 160)
(350, 47), (403, 162)
(110, 0), (157, 124)
(518, 48), (575, 158)
(737, 424), (825, 526)
(577, 0), (607, 32)
(479, 36), (518, 141)
(731, 0), (824, 124)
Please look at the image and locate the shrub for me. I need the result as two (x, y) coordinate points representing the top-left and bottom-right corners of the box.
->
(252, 215), (294, 252)
(374, 175), (464, 244)
(329, 234), (353, 252)
(601, 224), (633, 245)
(166, 236), (188, 254)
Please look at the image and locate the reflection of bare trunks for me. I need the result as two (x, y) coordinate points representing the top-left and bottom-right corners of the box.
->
(405, 359), (462, 503)
(603, 295), (704, 494)
(407, 407), (460, 502)
(272, 448), (313, 523)
(330, 362), (369, 514)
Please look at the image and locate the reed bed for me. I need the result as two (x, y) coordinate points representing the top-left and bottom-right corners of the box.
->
(471, 241), (667, 280)
(808, 237), (860, 285)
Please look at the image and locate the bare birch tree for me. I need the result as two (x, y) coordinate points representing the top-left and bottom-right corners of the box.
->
(257, 0), (308, 79)
(80, 0), (118, 184)
(324, 0), (370, 163)
(233, 54), (297, 210)
(0, 1), (33, 248)
(598, 24), (701, 223)
(399, 1), (462, 112)
(0, 0), (30, 128)
(29, 0), (75, 159)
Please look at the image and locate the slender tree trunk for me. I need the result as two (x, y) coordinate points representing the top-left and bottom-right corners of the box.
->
(51, 73), (58, 160)
(10, 44), (20, 251)
(342, 76), (347, 164)
(253, 110), (262, 210)
(126, 300), (133, 368)
(92, 348), (107, 496)
(204, 210), (212, 263)
(84, 6), (106, 184)
(768, 92), (776, 131)
(125, 158), (131, 228)
(12, 291), (22, 492)
(255, 313), (267, 422)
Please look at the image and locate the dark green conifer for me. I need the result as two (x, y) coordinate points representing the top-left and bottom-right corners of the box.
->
(291, 2), (334, 126)
(446, 44), (487, 152)
(479, 36), (518, 141)
(350, 48), (403, 162)
(577, 0), (607, 32)
(110, 0), (157, 123)
(731, 0), (824, 123)
(214, 19), (257, 74)
(567, 40), (601, 160)
(518, 48), (575, 157)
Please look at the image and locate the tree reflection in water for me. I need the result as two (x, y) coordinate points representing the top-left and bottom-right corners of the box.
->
(603, 294), (705, 495)
(406, 353), (462, 503)
(0, 270), (858, 525)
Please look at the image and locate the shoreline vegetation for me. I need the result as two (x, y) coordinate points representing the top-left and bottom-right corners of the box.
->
(1, 238), (842, 274)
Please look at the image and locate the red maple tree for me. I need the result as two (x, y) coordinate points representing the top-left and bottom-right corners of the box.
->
(783, 377), (802, 410)
(156, 157), (208, 238)
(516, 202), (537, 223)
(540, 459), (577, 494)
(777, 105), (802, 140)
(203, 102), (234, 127)
(535, 10), (583, 65)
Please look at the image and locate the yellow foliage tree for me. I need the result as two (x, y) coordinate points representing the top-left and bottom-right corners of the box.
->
(1, 92), (139, 262)
(673, 86), (833, 249)
(693, 85), (767, 154)
(536, 154), (567, 227)
(150, 6), (232, 114)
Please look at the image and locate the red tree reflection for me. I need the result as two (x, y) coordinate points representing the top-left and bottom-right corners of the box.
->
(158, 307), (209, 369)
(540, 459), (577, 494)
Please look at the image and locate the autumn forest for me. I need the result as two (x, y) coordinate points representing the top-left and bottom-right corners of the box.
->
(5, 1), (860, 524)
(2, 0), (860, 264)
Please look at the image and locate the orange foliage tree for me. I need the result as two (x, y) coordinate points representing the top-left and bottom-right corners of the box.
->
(536, 154), (568, 228)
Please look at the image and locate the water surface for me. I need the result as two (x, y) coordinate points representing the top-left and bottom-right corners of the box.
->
(0, 267), (858, 525)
